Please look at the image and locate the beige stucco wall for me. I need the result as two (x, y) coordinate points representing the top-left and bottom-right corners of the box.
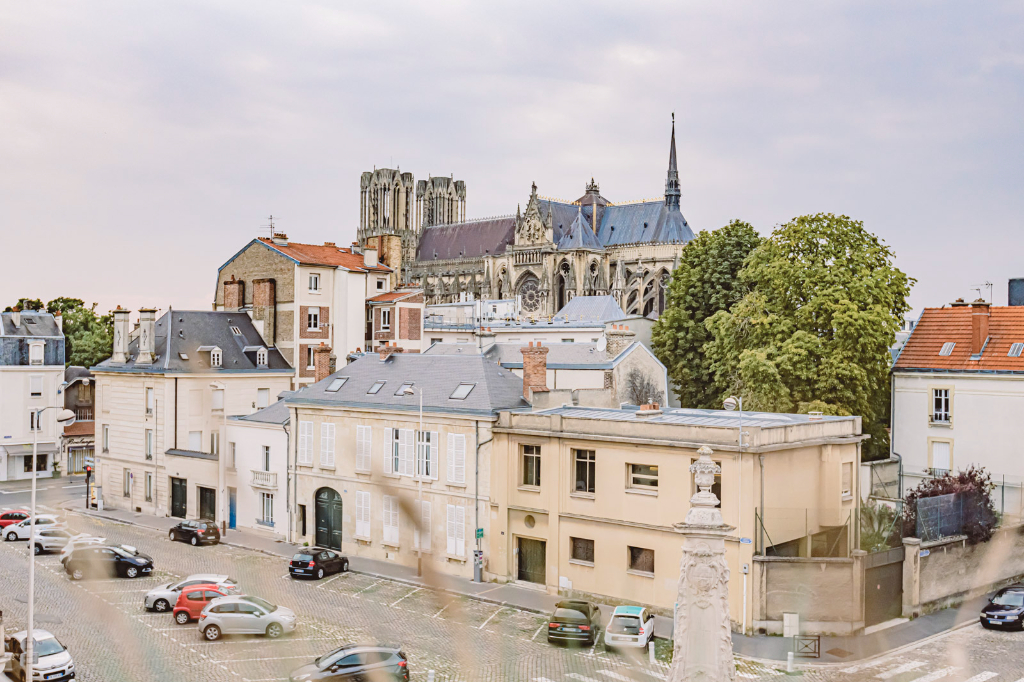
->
(753, 555), (864, 635)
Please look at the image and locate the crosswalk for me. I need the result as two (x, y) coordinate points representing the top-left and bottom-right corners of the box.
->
(843, 657), (1024, 682)
(533, 669), (667, 682)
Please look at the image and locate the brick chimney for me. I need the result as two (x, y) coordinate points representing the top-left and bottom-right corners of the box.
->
(520, 341), (550, 401)
(252, 278), (276, 346)
(224, 275), (244, 311)
(137, 308), (157, 365)
(605, 324), (636, 360)
(112, 307), (130, 363)
(971, 298), (991, 356)
(314, 342), (333, 382)
(378, 341), (402, 362)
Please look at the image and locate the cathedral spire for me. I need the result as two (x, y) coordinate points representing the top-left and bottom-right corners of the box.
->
(665, 113), (681, 210)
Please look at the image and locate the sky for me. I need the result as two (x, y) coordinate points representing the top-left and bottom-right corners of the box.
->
(2, 1), (1023, 319)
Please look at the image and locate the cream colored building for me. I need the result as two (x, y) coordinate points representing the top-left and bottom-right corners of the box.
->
(92, 309), (292, 523)
(490, 405), (864, 632)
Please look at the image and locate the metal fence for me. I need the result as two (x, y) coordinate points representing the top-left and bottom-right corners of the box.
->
(915, 492), (963, 541)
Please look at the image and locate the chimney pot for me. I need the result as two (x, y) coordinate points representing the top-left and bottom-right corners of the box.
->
(971, 299), (991, 356)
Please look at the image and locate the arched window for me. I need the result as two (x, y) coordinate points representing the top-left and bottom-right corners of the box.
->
(210, 348), (222, 368)
(256, 348), (267, 366)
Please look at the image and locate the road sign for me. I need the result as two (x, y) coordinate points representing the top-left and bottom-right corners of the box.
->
(740, 537), (752, 544)
(476, 528), (483, 539)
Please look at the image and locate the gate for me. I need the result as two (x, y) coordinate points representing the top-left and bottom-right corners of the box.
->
(864, 546), (905, 626)
(315, 488), (343, 550)
(517, 537), (546, 584)
(198, 486), (216, 521)
(170, 477), (187, 518)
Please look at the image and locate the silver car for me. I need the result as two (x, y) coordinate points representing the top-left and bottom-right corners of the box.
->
(198, 595), (296, 640)
(31, 528), (76, 555)
(60, 535), (107, 564)
(144, 574), (239, 612)
(7, 629), (75, 682)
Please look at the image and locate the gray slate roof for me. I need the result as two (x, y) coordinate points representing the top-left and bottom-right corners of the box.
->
(287, 353), (528, 416)
(425, 341), (617, 369)
(1, 312), (62, 338)
(65, 366), (93, 382)
(416, 216), (516, 261)
(556, 210), (604, 252)
(232, 391), (296, 425)
(553, 296), (625, 324)
(543, 199), (694, 247)
(93, 310), (291, 374)
(533, 405), (856, 428)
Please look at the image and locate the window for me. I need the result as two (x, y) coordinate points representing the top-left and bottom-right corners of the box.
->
(257, 388), (269, 409)
(939, 342), (955, 356)
(29, 375), (42, 398)
(23, 454), (45, 473)
(574, 449), (596, 494)
(307, 306), (320, 330)
(414, 500), (431, 551)
(628, 464), (659, 491)
(210, 348), (222, 367)
(522, 444), (541, 487)
(326, 377), (348, 392)
(691, 458), (722, 508)
(146, 387), (155, 414)
(260, 492), (274, 524)
(842, 462), (853, 499)
(367, 381), (386, 395)
(416, 430), (438, 479)
(930, 440), (952, 474)
(29, 342), (44, 365)
(187, 430), (201, 452)
(256, 348), (267, 366)
(356, 425), (372, 471)
(355, 491), (371, 538)
(1010, 342), (1024, 358)
(298, 421), (313, 465)
(395, 381), (414, 397)
(230, 326), (242, 336)
(145, 429), (153, 460)
(628, 546), (655, 575)
(932, 388), (951, 423)
(29, 410), (40, 431)
(123, 469), (132, 497)
(449, 383), (475, 400)
(306, 347), (315, 369)
(447, 433), (466, 484)
(377, 278), (386, 291)
(446, 504), (465, 557)
(320, 423), (336, 467)
(230, 442), (237, 469)
(380, 308), (391, 330)
(145, 472), (153, 502)
(261, 445), (271, 472)
(561, 338), (574, 343)
(431, 338), (442, 344)
(211, 388), (223, 411)
(211, 431), (220, 456)
(570, 537), (594, 564)
(102, 424), (109, 452)
(308, 273), (320, 292)
(383, 495), (399, 545)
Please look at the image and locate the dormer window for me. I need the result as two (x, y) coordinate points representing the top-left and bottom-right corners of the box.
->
(377, 278), (386, 291)
(939, 342), (955, 356)
(230, 326), (242, 336)
(326, 377), (348, 392)
(450, 383), (476, 400)
(29, 342), (44, 366)
(210, 347), (223, 368)
(256, 348), (268, 366)
(367, 380), (386, 395)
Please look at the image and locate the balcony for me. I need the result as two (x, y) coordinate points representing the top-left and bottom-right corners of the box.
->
(250, 470), (278, 489)
(74, 407), (94, 421)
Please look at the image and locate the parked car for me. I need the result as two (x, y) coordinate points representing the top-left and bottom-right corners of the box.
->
(145, 574), (239, 612)
(289, 549), (349, 580)
(7, 629), (75, 681)
(32, 528), (76, 555)
(64, 544), (154, 580)
(547, 600), (602, 646)
(0, 509), (29, 528)
(60, 535), (107, 565)
(603, 605), (655, 651)
(289, 644), (409, 681)
(5, 515), (65, 541)
(168, 519), (221, 546)
(173, 584), (232, 624)
(199, 595), (297, 641)
(980, 583), (1024, 629)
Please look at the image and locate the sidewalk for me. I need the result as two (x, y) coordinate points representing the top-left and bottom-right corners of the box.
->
(64, 503), (986, 665)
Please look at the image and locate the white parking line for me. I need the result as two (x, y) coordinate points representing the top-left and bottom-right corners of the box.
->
(961, 674), (999, 682)
(390, 586), (422, 607)
(843, 657), (897, 674)
(433, 603), (449, 618)
(567, 674), (601, 682)
(315, 572), (346, 589)
(598, 671), (634, 681)
(353, 579), (381, 595)
(533, 678), (557, 682)
(531, 623), (546, 640)
(911, 668), (959, 682)
(877, 662), (926, 679)
(195, 636), (344, 646)
(477, 604), (504, 630)
(211, 655), (311, 663)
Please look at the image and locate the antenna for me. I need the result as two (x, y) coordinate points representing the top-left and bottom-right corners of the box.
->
(263, 215), (277, 239)
(969, 281), (994, 303)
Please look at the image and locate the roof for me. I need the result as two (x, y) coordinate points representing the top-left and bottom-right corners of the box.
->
(894, 305), (1024, 373)
(254, 238), (392, 273)
(232, 392), (295, 425)
(556, 210), (604, 251)
(367, 290), (422, 304)
(92, 310), (292, 375)
(287, 353), (528, 416)
(416, 216), (517, 262)
(530, 405), (856, 428)
(542, 199), (695, 247)
(553, 296), (625, 324)
(65, 366), (93, 382)
(425, 341), (616, 369)
(0, 311), (62, 338)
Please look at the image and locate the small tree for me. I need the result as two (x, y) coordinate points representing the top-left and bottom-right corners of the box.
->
(902, 466), (997, 545)
(625, 368), (663, 406)
(860, 500), (900, 552)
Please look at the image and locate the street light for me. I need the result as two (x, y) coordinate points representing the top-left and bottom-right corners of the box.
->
(26, 399), (75, 682)
(401, 384), (424, 577)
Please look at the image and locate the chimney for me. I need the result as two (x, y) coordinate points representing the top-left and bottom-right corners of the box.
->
(314, 343), (333, 382)
(112, 307), (130, 363)
(10, 306), (20, 328)
(971, 299), (991, 356)
(54, 313), (63, 333)
(520, 341), (550, 401)
(224, 275), (244, 311)
(378, 341), (402, 362)
(605, 323), (636, 360)
(136, 308), (157, 365)
(272, 232), (289, 246)
(364, 247), (378, 269)
(1010, 278), (1024, 307)
(252, 278), (276, 346)
(635, 402), (662, 418)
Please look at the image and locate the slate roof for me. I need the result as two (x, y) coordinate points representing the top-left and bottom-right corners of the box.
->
(893, 306), (1024, 373)
(541, 199), (694, 248)
(553, 296), (625, 324)
(556, 210), (604, 251)
(533, 405), (856, 428)
(250, 238), (392, 273)
(93, 310), (292, 375)
(65, 366), (93, 383)
(416, 216), (517, 261)
(1, 312), (62, 338)
(287, 353), (528, 416)
(425, 341), (614, 369)
(232, 391), (296, 425)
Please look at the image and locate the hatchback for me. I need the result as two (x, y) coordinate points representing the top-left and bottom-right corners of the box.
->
(7, 629), (75, 682)
(60, 535), (107, 565)
(32, 528), (76, 555)
(64, 544), (154, 580)
(199, 595), (297, 640)
(145, 574), (239, 612)
(980, 584), (1024, 629)
(169, 519), (221, 546)
(604, 605), (655, 651)
(5, 515), (65, 541)
(289, 549), (349, 580)
(289, 644), (409, 681)
(547, 600), (601, 646)
(0, 509), (29, 528)
(173, 584), (231, 624)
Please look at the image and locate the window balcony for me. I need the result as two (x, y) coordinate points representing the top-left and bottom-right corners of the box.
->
(250, 470), (278, 489)
(74, 407), (94, 422)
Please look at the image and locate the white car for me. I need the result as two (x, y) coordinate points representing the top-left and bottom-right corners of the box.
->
(31, 528), (76, 555)
(603, 605), (656, 651)
(198, 595), (296, 640)
(60, 535), (107, 564)
(7, 629), (75, 682)
(144, 574), (240, 612)
(4, 515), (65, 541)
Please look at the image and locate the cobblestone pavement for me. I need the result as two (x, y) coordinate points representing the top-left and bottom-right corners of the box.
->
(3, 512), (1021, 682)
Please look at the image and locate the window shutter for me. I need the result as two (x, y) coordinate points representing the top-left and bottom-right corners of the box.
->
(356, 491), (370, 538)
(320, 424), (335, 467)
(400, 429), (414, 476)
(446, 504), (456, 555)
(453, 435), (466, 484)
(383, 495), (399, 544)
(356, 426), (371, 471)
(430, 432), (439, 480)
(383, 428), (393, 474)
(447, 434), (456, 482)
(456, 506), (465, 557)
(298, 421), (314, 465)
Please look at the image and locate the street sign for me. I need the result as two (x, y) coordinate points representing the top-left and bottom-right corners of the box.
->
(476, 528), (484, 539)
(740, 537), (752, 544)
(920, 549), (930, 557)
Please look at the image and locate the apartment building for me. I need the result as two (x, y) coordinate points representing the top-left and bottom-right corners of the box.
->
(61, 366), (96, 475)
(367, 288), (425, 353)
(92, 308), (292, 522)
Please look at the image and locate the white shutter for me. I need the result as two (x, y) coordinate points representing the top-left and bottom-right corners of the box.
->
(298, 421), (313, 465)
(400, 429), (414, 476)
(383, 495), (399, 545)
(450, 434), (466, 484)
(320, 423), (335, 467)
(456, 506), (466, 557)
(447, 434), (457, 482)
(415, 500), (431, 552)
(446, 504), (456, 555)
(356, 426), (371, 471)
(430, 431), (439, 480)
(356, 491), (370, 538)
(383, 428), (393, 474)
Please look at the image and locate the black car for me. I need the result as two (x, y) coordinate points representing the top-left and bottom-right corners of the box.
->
(980, 584), (1024, 629)
(290, 548), (349, 580)
(547, 600), (602, 646)
(65, 544), (154, 580)
(289, 645), (409, 681)
(169, 519), (221, 546)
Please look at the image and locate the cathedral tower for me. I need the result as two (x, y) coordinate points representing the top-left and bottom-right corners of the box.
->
(416, 175), (467, 230)
(357, 168), (415, 283)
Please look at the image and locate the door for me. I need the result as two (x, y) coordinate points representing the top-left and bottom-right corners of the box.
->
(171, 478), (187, 518)
(314, 488), (343, 551)
(235, 602), (263, 634)
(864, 546), (905, 626)
(198, 486), (216, 522)
(298, 504), (307, 537)
(517, 537), (546, 584)
(228, 488), (237, 529)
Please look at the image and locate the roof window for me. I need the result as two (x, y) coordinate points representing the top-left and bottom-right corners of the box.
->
(395, 381), (414, 397)
(449, 383), (476, 400)
(179, 353), (189, 361)
(230, 326), (242, 335)
(326, 377), (348, 392)
(367, 380), (386, 395)
(1009, 343), (1024, 358)
(938, 342), (955, 356)
(210, 347), (223, 367)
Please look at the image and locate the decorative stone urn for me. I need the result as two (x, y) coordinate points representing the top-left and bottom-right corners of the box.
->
(669, 445), (735, 682)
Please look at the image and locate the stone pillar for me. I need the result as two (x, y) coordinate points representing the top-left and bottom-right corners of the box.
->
(112, 307), (131, 363)
(224, 276), (244, 311)
(136, 308), (157, 365)
(902, 537), (922, 618)
(313, 343), (333, 383)
(670, 446), (735, 682)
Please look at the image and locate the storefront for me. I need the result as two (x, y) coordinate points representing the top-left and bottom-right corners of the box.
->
(1, 443), (58, 481)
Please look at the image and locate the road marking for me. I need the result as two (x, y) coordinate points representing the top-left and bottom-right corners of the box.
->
(194, 636), (345, 646)
(533, 678), (558, 682)
(477, 604), (504, 629)
(910, 667), (959, 682)
(877, 662), (926, 679)
(961, 674), (999, 682)
(433, 603), (449, 618)
(598, 671), (634, 681)
(315, 572), (346, 589)
(390, 586), (422, 607)
(210, 655), (312, 663)
(567, 675), (602, 682)
(532, 623), (547, 640)
(639, 671), (667, 680)
(62, 485), (87, 489)
(843, 658), (898, 674)
(353, 579), (381, 595)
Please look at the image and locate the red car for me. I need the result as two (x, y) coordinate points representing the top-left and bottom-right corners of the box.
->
(173, 584), (231, 624)
(0, 510), (29, 528)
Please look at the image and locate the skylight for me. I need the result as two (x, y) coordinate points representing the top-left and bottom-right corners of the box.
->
(939, 342), (955, 356)
(179, 353), (189, 360)
(326, 377), (348, 392)
(450, 383), (476, 400)
(230, 326), (242, 335)
(1009, 343), (1024, 358)
(367, 380), (386, 395)
(395, 381), (414, 397)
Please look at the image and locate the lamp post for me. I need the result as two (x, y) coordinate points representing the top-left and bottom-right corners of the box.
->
(26, 399), (75, 682)
(402, 385), (424, 577)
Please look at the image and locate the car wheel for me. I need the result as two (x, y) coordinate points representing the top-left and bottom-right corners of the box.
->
(71, 568), (84, 580)
(126, 566), (139, 578)
(316, 567), (325, 580)
(175, 611), (190, 625)
(190, 536), (198, 546)
(34, 543), (42, 555)
(168, 531), (176, 541)
(6, 531), (16, 542)
(204, 625), (221, 641)
(154, 599), (170, 612)
(342, 560), (349, 572)
(266, 622), (283, 639)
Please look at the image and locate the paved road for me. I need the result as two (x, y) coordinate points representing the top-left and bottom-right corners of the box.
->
(0, 476), (87, 512)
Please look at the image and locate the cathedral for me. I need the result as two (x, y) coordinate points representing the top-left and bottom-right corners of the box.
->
(356, 118), (694, 318)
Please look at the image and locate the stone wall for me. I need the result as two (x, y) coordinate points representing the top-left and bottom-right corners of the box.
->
(215, 241), (294, 308)
(400, 306), (421, 340)
(753, 553), (866, 635)
(298, 305), (330, 340)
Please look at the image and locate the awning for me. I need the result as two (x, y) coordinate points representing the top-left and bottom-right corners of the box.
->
(2, 444), (59, 456)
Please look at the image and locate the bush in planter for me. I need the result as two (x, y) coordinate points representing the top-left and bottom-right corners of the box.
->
(902, 465), (997, 545)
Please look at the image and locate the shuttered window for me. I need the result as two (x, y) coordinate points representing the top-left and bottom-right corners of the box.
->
(355, 491), (371, 538)
(446, 504), (465, 557)
(320, 423), (336, 467)
(298, 421), (314, 465)
(383, 495), (399, 545)
(356, 426), (372, 471)
(417, 431), (439, 479)
(399, 429), (415, 476)
(414, 500), (431, 552)
(447, 434), (466, 484)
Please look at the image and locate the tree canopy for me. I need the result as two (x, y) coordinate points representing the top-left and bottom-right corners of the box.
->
(5, 296), (114, 368)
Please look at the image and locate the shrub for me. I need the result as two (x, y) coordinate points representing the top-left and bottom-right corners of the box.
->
(902, 466), (997, 545)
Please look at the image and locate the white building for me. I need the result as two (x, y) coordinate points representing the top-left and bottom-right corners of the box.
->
(225, 395), (290, 539)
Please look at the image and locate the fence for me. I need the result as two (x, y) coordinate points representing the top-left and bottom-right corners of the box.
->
(756, 507), (853, 558)
(895, 466), (1024, 529)
(916, 492), (963, 542)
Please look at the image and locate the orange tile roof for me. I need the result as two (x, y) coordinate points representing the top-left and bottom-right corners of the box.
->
(894, 306), (1024, 372)
(258, 238), (392, 273)
(367, 290), (422, 303)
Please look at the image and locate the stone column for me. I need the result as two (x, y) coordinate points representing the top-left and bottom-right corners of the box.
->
(670, 445), (735, 682)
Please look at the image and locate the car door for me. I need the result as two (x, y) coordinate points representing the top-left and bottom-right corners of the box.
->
(99, 547), (119, 576)
(235, 602), (263, 633)
(331, 653), (366, 681)
(642, 609), (654, 642)
(210, 602), (237, 632)
(323, 550), (341, 574)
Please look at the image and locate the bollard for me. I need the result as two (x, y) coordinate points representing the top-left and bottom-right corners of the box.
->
(787, 651), (794, 673)
(649, 642), (656, 665)
(427, 670), (435, 682)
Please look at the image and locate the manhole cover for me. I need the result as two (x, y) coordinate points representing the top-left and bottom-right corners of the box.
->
(826, 648), (854, 658)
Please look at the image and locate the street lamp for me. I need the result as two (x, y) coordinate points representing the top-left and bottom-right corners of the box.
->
(401, 384), (424, 577)
(26, 399), (75, 682)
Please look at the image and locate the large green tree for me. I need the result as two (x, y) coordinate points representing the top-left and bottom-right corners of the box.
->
(5, 297), (114, 368)
(652, 220), (762, 408)
(704, 213), (912, 459)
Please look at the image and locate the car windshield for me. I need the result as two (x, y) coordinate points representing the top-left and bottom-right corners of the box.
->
(118, 545), (139, 555)
(993, 591), (1024, 607)
(553, 608), (587, 622)
(113, 547), (137, 558)
(293, 553), (314, 561)
(315, 646), (351, 667)
(34, 638), (65, 657)
(242, 596), (276, 612)
(609, 615), (641, 634)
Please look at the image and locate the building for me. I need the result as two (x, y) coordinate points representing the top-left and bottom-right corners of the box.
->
(489, 405), (864, 630)
(92, 308), (292, 522)
(61, 366), (95, 475)
(367, 288), (425, 353)
(225, 393), (291, 538)
(0, 310), (66, 482)
(285, 347), (527, 579)
(892, 295), (1024, 517)
(214, 236), (393, 387)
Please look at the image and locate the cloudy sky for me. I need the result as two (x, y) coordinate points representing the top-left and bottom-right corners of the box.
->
(2, 1), (1022, 317)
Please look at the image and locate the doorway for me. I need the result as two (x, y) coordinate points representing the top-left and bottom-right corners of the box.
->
(517, 537), (546, 584)
(314, 488), (343, 550)
(864, 546), (905, 626)
(228, 488), (237, 529)
(170, 477), (187, 518)
(298, 504), (307, 538)
(198, 486), (216, 521)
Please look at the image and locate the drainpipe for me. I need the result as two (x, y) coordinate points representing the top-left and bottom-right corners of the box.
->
(173, 378), (178, 449)
(283, 420), (291, 543)
(475, 421), (492, 583)
(759, 454), (765, 555)
(290, 407), (299, 545)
